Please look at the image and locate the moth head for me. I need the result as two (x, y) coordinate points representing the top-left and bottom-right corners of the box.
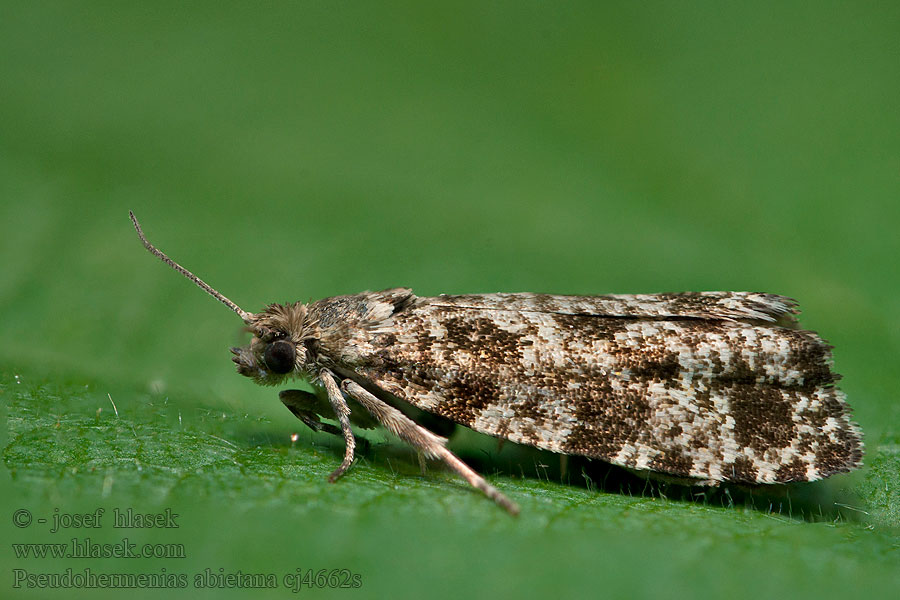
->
(229, 333), (304, 386)
(229, 304), (314, 385)
(129, 211), (311, 384)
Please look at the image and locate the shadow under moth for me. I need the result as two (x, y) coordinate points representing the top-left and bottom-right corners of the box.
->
(130, 212), (863, 515)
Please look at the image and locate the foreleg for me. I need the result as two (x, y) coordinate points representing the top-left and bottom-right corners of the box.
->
(319, 369), (356, 482)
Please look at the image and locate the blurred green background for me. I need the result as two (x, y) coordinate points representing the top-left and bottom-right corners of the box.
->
(2, 2), (898, 598)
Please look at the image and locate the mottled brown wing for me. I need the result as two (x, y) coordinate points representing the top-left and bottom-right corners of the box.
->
(348, 293), (862, 484)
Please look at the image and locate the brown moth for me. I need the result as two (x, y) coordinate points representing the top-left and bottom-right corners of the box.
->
(130, 212), (863, 515)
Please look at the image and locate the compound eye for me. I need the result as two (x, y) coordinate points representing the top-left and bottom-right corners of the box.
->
(263, 339), (296, 374)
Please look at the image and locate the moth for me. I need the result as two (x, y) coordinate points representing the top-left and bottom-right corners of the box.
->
(130, 212), (863, 515)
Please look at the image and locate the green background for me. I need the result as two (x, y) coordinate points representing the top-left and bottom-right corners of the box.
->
(2, 2), (898, 598)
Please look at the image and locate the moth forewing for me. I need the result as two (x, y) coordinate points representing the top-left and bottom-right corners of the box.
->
(131, 213), (863, 515)
(348, 296), (862, 485)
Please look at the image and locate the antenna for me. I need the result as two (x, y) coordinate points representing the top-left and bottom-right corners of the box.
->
(129, 211), (253, 323)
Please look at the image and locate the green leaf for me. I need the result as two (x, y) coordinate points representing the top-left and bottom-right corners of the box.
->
(4, 373), (898, 598)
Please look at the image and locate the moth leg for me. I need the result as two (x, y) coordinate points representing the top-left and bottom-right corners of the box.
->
(416, 451), (427, 476)
(279, 389), (343, 438)
(319, 369), (356, 483)
(341, 379), (520, 516)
